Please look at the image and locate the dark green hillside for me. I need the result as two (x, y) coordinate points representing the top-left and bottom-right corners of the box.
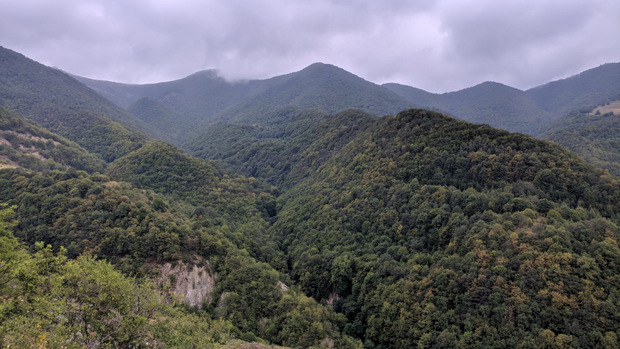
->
(384, 63), (620, 137)
(106, 141), (274, 226)
(542, 108), (620, 176)
(77, 69), (260, 118)
(384, 81), (551, 134)
(128, 97), (197, 143)
(441, 82), (551, 134)
(0, 106), (105, 172)
(0, 168), (357, 348)
(186, 108), (378, 188)
(79, 63), (416, 146)
(526, 63), (620, 118)
(211, 63), (416, 124)
(0, 46), (158, 160)
(273, 109), (620, 348)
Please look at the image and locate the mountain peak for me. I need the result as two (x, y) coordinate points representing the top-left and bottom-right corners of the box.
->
(187, 69), (221, 79)
(298, 62), (351, 76)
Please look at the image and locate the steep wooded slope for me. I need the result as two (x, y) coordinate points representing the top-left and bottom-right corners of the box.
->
(541, 108), (620, 176)
(526, 63), (620, 117)
(0, 106), (105, 172)
(0, 46), (160, 160)
(78, 63), (417, 144)
(0, 137), (357, 349)
(272, 109), (620, 348)
(384, 63), (620, 136)
(185, 108), (378, 188)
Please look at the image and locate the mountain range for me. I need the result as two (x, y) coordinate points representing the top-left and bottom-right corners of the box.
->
(75, 57), (620, 176)
(0, 45), (619, 348)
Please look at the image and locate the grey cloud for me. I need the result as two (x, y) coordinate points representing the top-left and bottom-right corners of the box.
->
(0, 0), (618, 92)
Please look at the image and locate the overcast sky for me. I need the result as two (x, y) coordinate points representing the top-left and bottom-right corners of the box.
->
(1, 0), (618, 92)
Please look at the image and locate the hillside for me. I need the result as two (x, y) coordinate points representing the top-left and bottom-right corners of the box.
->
(0, 106), (105, 173)
(526, 63), (620, 117)
(209, 63), (416, 124)
(2, 47), (620, 348)
(185, 108), (378, 188)
(78, 59), (620, 176)
(77, 70), (261, 121)
(0, 46), (161, 160)
(384, 82), (552, 135)
(384, 63), (620, 136)
(541, 107), (620, 176)
(78, 63), (417, 144)
(0, 131), (358, 349)
(272, 109), (620, 348)
(128, 97), (198, 144)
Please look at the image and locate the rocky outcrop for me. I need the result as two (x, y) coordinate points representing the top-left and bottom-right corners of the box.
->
(156, 260), (214, 307)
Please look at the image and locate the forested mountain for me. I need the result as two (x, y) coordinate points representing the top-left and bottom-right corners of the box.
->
(0, 46), (163, 161)
(272, 109), (620, 348)
(78, 58), (620, 174)
(383, 63), (620, 136)
(78, 63), (417, 144)
(185, 108), (379, 188)
(77, 69), (261, 123)
(0, 106), (105, 173)
(208, 63), (416, 124)
(526, 63), (620, 117)
(0, 109), (358, 349)
(2, 47), (620, 348)
(0, 49), (359, 348)
(385, 82), (551, 134)
(541, 106), (620, 176)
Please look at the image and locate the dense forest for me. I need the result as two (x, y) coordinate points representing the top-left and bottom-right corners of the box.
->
(0, 128), (358, 348)
(541, 101), (620, 176)
(272, 109), (620, 348)
(1, 46), (619, 348)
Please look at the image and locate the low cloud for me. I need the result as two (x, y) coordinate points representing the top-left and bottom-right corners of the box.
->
(1, 0), (618, 92)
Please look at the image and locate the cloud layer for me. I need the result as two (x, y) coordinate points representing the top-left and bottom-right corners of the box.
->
(1, 0), (618, 92)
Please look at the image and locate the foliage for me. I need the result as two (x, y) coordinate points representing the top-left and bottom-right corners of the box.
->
(0, 165), (355, 347)
(128, 97), (194, 144)
(186, 108), (377, 188)
(106, 141), (277, 231)
(272, 109), (620, 348)
(385, 63), (620, 136)
(0, 106), (106, 172)
(0, 46), (156, 161)
(0, 213), (241, 347)
(3, 46), (620, 348)
(542, 107), (620, 176)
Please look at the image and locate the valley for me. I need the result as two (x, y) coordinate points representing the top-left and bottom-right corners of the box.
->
(0, 46), (619, 348)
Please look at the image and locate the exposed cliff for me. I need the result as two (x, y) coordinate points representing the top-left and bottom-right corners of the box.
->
(156, 259), (215, 307)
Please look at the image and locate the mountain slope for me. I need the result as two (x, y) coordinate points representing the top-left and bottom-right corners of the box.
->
(526, 62), (620, 117)
(185, 108), (378, 188)
(272, 109), (620, 348)
(0, 46), (161, 160)
(78, 63), (418, 145)
(128, 97), (198, 143)
(384, 81), (551, 134)
(77, 69), (260, 120)
(210, 63), (417, 124)
(0, 106), (105, 172)
(384, 63), (620, 136)
(541, 107), (620, 176)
